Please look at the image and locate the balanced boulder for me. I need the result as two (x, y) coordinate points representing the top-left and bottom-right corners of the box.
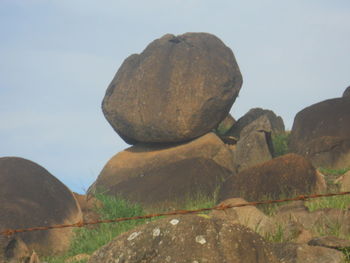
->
(102, 32), (243, 144)
(88, 133), (234, 209)
(289, 97), (350, 169)
(0, 157), (82, 256)
(218, 153), (323, 202)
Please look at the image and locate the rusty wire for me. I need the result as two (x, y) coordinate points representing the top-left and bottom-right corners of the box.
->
(1, 191), (350, 237)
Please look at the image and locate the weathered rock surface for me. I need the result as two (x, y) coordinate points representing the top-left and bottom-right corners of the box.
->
(232, 115), (274, 173)
(102, 32), (243, 144)
(226, 107), (285, 139)
(88, 133), (234, 209)
(218, 153), (322, 202)
(289, 97), (350, 169)
(88, 214), (280, 263)
(0, 157), (82, 256)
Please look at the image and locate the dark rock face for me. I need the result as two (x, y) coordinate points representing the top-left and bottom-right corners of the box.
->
(88, 133), (234, 210)
(343, 86), (350, 98)
(102, 32), (243, 144)
(218, 154), (319, 202)
(227, 108), (285, 139)
(0, 157), (82, 256)
(88, 215), (280, 263)
(289, 98), (350, 169)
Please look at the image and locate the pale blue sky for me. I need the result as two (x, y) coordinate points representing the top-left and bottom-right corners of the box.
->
(1, 0), (349, 194)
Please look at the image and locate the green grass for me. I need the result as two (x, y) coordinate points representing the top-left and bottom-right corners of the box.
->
(271, 132), (290, 157)
(319, 167), (350, 176)
(41, 180), (350, 263)
(41, 193), (151, 263)
(306, 194), (350, 212)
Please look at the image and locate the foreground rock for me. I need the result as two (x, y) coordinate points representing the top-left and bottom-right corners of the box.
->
(0, 157), (82, 256)
(218, 153), (326, 202)
(102, 32), (243, 144)
(289, 97), (350, 169)
(88, 133), (234, 209)
(88, 214), (280, 263)
(226, 107), (285, 139)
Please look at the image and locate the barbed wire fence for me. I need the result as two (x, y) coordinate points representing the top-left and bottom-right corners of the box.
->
(1, 191), (350, 237)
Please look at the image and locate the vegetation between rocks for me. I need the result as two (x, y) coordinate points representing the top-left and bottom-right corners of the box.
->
(271, 131), (290, 157)
(42, 168), (350, 263)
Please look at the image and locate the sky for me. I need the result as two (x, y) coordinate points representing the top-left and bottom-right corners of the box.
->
(1, 0), (349, 194)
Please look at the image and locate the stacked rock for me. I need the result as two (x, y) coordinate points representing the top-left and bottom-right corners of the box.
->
(89, 33), (243, 209)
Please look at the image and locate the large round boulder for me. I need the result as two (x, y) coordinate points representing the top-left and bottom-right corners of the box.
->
(289, 97), (350, 169)
(88, 133), (234, 209)
(0, 157), (82, 256)
(102, 32), (243, 144)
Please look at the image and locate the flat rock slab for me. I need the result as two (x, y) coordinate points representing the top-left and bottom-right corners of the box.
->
(102, 32), (243, 144)
(88, 133), (234, 209)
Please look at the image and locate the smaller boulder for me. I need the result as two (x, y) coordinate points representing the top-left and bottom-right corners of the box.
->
(219, 153), (320, 202)
(226, 108), (285, 138)
(232, 115), (274, 173)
